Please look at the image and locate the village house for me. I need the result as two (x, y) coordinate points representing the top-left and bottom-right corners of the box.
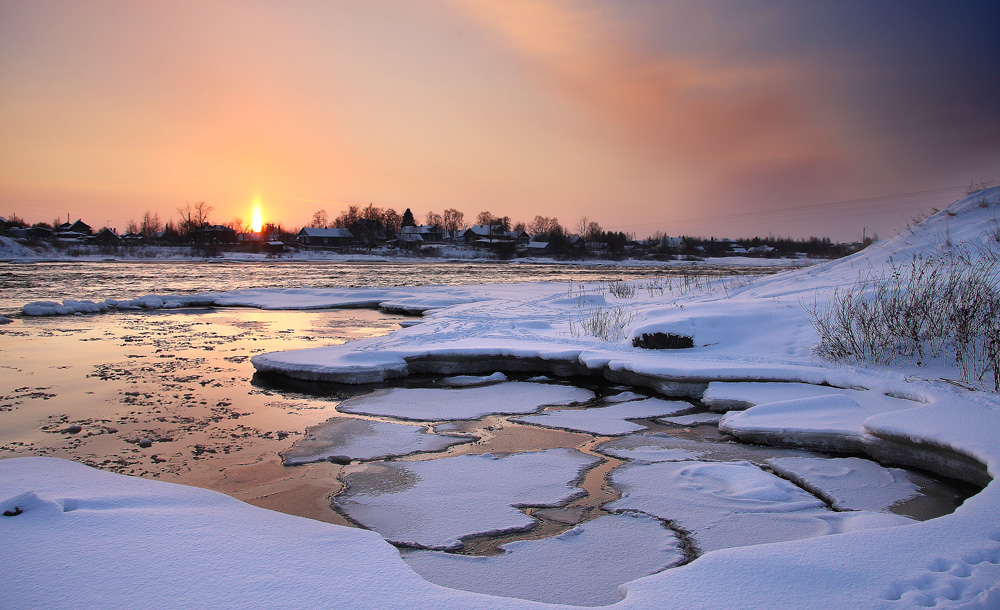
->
(397, 225), (443, 248)
(93, 228), (121, 244)
(190, 225), (238, 244)
(297, 227), (353, 249)
(463, 224), (508, 246)
(57, 219), (92, 237)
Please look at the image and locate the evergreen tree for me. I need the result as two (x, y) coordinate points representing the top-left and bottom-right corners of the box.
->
(401, 208), (416, 227)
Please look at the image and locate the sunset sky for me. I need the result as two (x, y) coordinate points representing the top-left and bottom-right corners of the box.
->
(2, 1), (998, 241)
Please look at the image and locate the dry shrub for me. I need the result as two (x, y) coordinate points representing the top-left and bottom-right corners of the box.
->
(808, 252), (1000, 391)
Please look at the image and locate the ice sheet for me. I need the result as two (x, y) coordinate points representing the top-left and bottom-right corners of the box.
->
(514, 398), (691, 436)
(767, 456), (921, 512)
(280, 417), (473, 465)
(335, 448), (600, 549)
(609, 460), (913, 552)
(338, 382), (594, 421)
(402, 513), (685, 606)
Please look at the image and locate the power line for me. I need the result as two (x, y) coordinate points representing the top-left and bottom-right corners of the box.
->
(606, 185), (966, 232)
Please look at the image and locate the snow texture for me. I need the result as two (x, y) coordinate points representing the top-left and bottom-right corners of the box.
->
(609, 459), (914, 553)
(514, 398), (691, 436)
(337, 382), (594, 421)
(334, 448), (600, 549)
(767, 456), (921, 512)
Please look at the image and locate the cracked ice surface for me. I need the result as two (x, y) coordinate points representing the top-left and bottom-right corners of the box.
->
(599, 432), (815, 465)
(335, 448), (600, 549)
(280, 418), (474, 465)
(337, 382), (594, 421)
(767, 456), (921, 512)
(401, 513), (685, 607)
(609, 460), (913, 553)
(514, 398), (691, 435)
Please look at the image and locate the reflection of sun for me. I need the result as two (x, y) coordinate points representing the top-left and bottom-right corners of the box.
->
(251, 202), (263, 232)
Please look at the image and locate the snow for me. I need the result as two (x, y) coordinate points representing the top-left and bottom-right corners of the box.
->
(609, 459), (914, 553)
(279, 418), (473, 465)
(439, 372), (508, 387)
(514, 398), (691, 436)
(599, 432), (815, 465)
(337, 382), (594, 421)
(5, 187), (1000, 608)
(767, 456), (921, 512)
(401, 513), (685, 606)
(333, 449), (600, 549)
(659, 412), (724, 426)
(22, 299), (109, 316)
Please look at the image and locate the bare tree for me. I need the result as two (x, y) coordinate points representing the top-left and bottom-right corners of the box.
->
(443, 208), (465, 233)
(576, 216), (589, 237)
(177, 201), (213, 236)
(383, 208), (402, 235)
(311, 209), (329, 228)
(125, 218), (140, 235)
(426, 211), (443, 228)
(140, 210), (162, 236)
(528, 215), (561, 236)
(585, 221), (602, 242)
(227, 217), (246, 233)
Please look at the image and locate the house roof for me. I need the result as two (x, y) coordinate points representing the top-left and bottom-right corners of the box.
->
(466, 224), (504, 236)
(399, 225), (437, 235)
(299, 227), (352, 238)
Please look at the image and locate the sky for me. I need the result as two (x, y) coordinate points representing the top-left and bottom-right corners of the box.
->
(1, 0), (998, 242)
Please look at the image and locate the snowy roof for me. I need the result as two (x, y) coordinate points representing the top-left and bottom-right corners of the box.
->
(298, 227), (352, 238)
(399, 225), (437, 235)
(466, 224), (503, 236)
(526, 241), (549, 249)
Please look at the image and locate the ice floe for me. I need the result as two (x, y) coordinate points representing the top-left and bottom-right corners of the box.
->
(609, 459), (914, 553)
(767, 456), (922, 512)
(599, 432), (815, 464)
(280, 418), (473, 465)
(401, 513), (685, 606)
(337, 382), (594, 421)
(334, 448), (600, 549)
(514, 398), (691, 436)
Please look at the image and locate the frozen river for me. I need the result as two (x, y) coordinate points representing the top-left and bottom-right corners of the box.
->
(0, 258), (976, 606)
(0, 257), (803, 315)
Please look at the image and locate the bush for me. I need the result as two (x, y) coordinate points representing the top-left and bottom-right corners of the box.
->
(807, 252), (1000, 390)
(632, 333), (694, 349)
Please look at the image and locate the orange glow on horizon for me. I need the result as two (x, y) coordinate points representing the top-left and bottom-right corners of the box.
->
(251, 202), (263, 232)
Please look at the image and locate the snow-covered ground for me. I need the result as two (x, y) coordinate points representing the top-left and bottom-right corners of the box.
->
(3, 188), (1000, 608)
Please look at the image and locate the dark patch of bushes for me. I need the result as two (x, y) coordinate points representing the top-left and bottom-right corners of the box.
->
(632, 332), (694, 350)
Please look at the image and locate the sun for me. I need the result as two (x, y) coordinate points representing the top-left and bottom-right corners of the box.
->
(251, 201), (263, 233)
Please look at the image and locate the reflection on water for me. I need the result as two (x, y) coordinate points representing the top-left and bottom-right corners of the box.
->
(0, 307), (406, 525)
